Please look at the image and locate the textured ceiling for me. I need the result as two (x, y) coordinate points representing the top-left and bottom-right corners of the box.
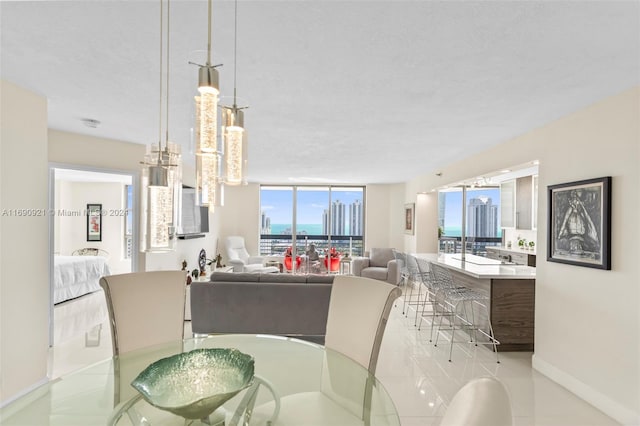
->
(1, 1), (638, 184)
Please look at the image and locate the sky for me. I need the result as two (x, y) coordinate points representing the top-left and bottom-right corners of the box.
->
(261, 187), (363, 224)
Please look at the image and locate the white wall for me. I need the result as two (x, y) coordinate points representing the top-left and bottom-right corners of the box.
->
(0, 80), (49, 404)
(364, 185), (392, 251)
(56, 181), (131, 274)
(404, 86), (640, 424)
(217, 184), (262, 262)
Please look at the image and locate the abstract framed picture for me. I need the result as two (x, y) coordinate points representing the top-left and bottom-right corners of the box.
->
(87, 203), (102, 242)
(404, 203), (415, 235)
(547, 177), (611, 270)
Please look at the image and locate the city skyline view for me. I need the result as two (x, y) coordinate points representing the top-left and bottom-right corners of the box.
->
(440, 188), (502, 237)
(260, 187), (364, 236)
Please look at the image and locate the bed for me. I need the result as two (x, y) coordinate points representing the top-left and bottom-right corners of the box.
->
(53, 255), (111, 304)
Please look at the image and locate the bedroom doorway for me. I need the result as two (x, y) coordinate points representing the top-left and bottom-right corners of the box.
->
(48, 164), (139, 350)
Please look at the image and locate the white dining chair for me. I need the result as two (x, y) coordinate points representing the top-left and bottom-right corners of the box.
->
(245, 276), (402, 425)
(325, 275), (402, 375)
(439, 376), (513, 426)
(100, 270), (187, 418)
(100, 270), (187, 356)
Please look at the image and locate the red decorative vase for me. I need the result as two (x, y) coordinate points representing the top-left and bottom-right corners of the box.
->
(284, 256), (301, 271)
(324, 256), (340, 272)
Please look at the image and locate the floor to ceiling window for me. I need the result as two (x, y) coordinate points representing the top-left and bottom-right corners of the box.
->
(260, 185), (365, 257)
(438, 186), (502, 255)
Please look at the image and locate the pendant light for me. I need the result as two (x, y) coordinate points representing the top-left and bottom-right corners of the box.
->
(222, 0), (248, 186)
(194, 0), (223, 207)
(140, 0), (183, 253)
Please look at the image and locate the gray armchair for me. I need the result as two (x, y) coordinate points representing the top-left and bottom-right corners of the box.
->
(352, 247), (401, 285)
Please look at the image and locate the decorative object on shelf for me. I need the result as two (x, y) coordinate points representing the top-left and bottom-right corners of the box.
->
(547, 176), (611, 270)
(193, 0), (223, 208)
(404, 203), (415, 235)
(528, 241), (535, 250)
(305, 244), (320, 261)
(222, 0), (248, 186)
(86, 204), (102, 242)
(215, 253), (224, 268)
(324, 247), (341, 272)
(284, 246), (301, 271)
(198, 249), (207, 276)
(140, 0), (183, 253)
(131, 348), (255, 421)
(518, 238), (527, 249)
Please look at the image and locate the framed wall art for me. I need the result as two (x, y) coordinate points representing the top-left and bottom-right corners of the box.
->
(547, 177), (611, 270)
(404, 203), (415, 235)
(87, 203), (102, 242)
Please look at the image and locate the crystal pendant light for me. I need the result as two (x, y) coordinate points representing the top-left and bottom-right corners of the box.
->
(223, 0), (248, 186)
(194, 0), (222, 207)
(140, 0), (182, 253)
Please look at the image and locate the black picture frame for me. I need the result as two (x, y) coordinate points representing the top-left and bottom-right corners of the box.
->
(547, 177), (611, 270)
(404, 203), (415, 235)
(87, 203), (102, 242)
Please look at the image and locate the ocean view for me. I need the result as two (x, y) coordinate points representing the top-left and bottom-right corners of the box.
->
(443, 226), (502, 238)
(270, 223), (323, 235)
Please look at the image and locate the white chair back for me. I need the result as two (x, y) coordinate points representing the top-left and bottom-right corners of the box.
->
(100, 270), (186, 356)
(225, 236), (250, 263)
(440, 376), (513, 426)
(325, 275), (401, 375)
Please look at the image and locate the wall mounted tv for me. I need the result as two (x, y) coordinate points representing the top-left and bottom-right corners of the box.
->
(177, 186), (209, 239)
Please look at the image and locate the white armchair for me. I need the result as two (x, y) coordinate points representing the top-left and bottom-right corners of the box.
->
(224, 236), (267, 272)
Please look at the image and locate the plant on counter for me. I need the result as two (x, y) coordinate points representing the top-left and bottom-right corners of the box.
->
(518, 237), (527, 249)
(528, 241), (535, 250)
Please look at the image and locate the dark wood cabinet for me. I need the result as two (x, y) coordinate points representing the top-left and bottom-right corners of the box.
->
(448, 269), (535, 352)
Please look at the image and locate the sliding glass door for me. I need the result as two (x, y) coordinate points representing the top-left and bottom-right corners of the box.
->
(260, 185), (364, 258)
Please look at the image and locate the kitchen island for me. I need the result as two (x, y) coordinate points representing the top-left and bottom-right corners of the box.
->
(414, 253), (535, 351)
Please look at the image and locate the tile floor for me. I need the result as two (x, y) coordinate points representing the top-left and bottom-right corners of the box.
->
(49, 288), (619, 426)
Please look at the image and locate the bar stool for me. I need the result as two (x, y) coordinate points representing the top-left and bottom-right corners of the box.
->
(414, 257), (443, 342)
(402, 254), (425, 322)
(429, 263), (500, 363)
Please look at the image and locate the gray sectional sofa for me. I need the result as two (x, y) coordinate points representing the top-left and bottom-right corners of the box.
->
(190, 272), (335, 343)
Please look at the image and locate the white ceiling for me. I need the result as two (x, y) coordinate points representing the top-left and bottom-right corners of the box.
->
(2, 1), (638, 184)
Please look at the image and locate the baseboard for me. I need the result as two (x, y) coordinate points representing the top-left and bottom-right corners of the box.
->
(0, 377), (52, 420)
(532, 354), (639, 425)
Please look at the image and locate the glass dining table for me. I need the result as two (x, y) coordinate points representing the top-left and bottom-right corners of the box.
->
(1, 334), (400, 426)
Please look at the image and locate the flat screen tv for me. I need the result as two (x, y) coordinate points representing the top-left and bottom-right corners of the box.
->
(177, 186), (209, 238)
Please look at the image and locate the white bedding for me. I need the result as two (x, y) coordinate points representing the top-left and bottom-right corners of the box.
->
(54, 255), (111, 304)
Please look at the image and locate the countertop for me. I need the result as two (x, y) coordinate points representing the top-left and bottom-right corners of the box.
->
(486, 246), (537, 256)
(413, 253), (536, 280)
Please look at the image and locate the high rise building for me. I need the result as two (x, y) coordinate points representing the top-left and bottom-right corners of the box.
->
(438, 191), (446, 230)
(467, 196), (498, 237)
(323, 200), (346, 235)
(261, 211), (271, 234)
(349, 199), (363, 235)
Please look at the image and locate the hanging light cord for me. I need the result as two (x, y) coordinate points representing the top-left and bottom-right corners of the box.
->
(187, 0), (221, 69)
(207, 0), (212, 66)
(233, 0), (238, 108)
(165, 0), (171, 151)
(156, 0), (164, 164)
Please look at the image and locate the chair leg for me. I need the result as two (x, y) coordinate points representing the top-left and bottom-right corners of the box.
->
(448, 302), (459, 362)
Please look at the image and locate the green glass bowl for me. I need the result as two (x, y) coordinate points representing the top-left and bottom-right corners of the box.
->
(131, 348), (255, 420)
